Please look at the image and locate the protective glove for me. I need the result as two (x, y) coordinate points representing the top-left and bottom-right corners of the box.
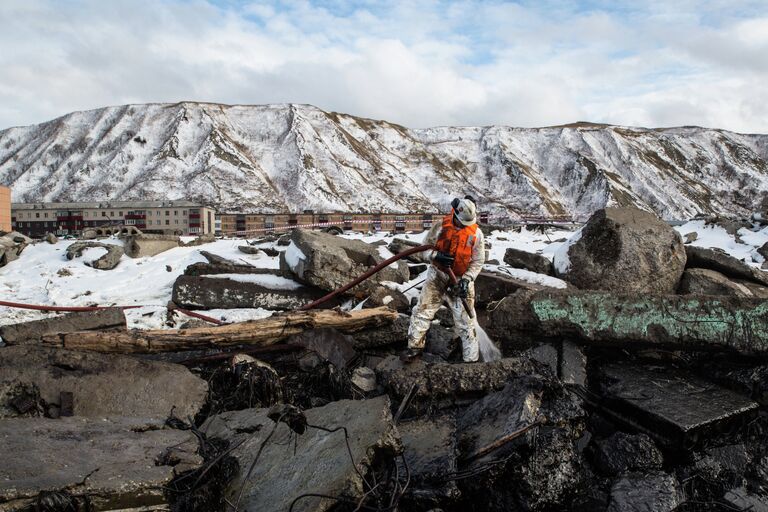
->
(458, 278), (470, 298)
(433, 251), (455, 268)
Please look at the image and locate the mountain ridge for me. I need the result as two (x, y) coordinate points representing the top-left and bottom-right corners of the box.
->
(1, 102), (766, 220)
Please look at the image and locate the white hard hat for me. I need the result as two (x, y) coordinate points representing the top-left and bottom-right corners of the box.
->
(453, 198), (477, 226)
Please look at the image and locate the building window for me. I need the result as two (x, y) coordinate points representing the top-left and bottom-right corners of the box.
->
(165, 219), (170, 225)
(44, 213), (48, 218)
(174, 210), (178, 215)
(165, 211), (170, 216)
(182, 210), (187, 215)
(35, 213), (40, 218)
(102, 212), (106, 217)
(174, 219), (179, 224)
(118, 211), (123, 216)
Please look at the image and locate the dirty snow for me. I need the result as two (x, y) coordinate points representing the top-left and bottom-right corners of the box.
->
(79, 246), (109, 265)
(674, 221), (764, 266)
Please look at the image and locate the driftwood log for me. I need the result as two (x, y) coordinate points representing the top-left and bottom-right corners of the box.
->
(42, 307), (398, 354)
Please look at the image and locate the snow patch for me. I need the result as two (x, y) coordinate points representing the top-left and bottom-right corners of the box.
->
(284, 242), (306, 273)
(553, 227), (583, 275)
(485, 264), (568, 289)
(200, 273), (303, 290)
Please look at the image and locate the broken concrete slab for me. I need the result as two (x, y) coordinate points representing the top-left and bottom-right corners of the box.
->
(504, 248), (554, 276)
(202, 396), (400, 512)
(474, 270), (546, 307)
(598, 364), (758, 445)
(183, 261), (281, 276)
(606, 471), (684, 512)
(514, 290), (768, 354)
(722, 487), (768, 512)
(44, 232), (58, 244)
(693, 443), (750, 486)
(238, 245), (263, 255)
(286, 328), (357, 370)
(458, 376), (543, 465)
(0, 231), (30, 267)
(0, 308), (126, 345)
(0, 416), (201, 511)
(456, 375), (587, 511)
(349, 313), (410, 350)
(686, 245), (768, 286)
(592, 432), (663, 476)
(560, 340), (587, 387)
(554, 207), (686, 294)
(280, 229), (409, 294)
(122, 234), (180, 258)
(0, 346), (208, 420)
(375, 355), (539, 401)
(172, 274), (329, 310)
(399, 414), (460, 504)
(363, 285), (410, 313)
(66, 241), (124, 270)
(679, 267), (755, 296)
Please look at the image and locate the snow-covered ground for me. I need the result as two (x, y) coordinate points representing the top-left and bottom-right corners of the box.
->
(1, 222), (766, 332)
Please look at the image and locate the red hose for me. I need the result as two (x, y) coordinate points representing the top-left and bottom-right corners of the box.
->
(0, 300), (223, 325)
(300, 244), (435, 310)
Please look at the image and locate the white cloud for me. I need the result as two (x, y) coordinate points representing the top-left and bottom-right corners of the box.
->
(0, 0), (765, 133)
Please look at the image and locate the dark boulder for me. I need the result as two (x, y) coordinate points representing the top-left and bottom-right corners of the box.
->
(504, 248), (554, 276)
(554, 207), (686, 294)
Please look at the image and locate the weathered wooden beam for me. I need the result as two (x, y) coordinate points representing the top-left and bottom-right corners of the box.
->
(42, 307), (398, 354)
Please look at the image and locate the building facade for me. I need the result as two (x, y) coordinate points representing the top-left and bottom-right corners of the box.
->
(11, 200), (215, 238)
(216, 210), (491, 236)
(0, 186), (10, 232)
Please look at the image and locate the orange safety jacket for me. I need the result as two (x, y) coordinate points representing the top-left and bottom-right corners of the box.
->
(434, 211), (479, 277)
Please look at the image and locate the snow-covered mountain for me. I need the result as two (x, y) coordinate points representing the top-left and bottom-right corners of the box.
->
(0, 102), (766, 220)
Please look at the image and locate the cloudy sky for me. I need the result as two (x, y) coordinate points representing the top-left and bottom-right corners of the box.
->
(1, 0), (767, 133)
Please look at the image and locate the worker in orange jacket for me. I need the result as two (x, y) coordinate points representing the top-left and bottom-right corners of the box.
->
(401, 196), (485, 363)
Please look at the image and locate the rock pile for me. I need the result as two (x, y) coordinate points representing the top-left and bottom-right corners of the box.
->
(2, 208), (768, 511)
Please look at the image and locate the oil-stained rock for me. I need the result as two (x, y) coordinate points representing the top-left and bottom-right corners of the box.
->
(0, 308), (126, 346)
(201, 396), (400, 512)
(606, 471), (683, 512)
(0, 346), (207, 420)
(592, 432), (663, 476)
(375, 355), (540, 401)
(504, 248), (554, 276)
(0, 416), (201, 511)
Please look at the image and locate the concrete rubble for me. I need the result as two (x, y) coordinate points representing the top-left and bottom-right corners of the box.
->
(0, 308), (126, 345)
(172, 273), (328, 310)
(0, 346), (208, 420)
(280, 229), (410, 293)
(122, 233), (180, 257)
(201, 396), (400, 512)
(504, 247), (554, 275)
(66, 241), (124, 270)
(0, 416), (202, 511)
(3, 206), (768, 511)
(0, 231), (31, 267)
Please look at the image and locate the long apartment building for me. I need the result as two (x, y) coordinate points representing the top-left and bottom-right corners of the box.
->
(11, 200), (215, 238)
(218, 210), (491, 236)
